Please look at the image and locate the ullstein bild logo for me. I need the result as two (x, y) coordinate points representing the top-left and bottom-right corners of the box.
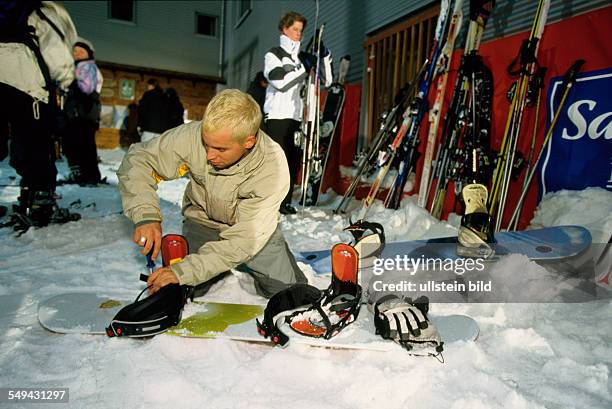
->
(541, 68), (612, 193)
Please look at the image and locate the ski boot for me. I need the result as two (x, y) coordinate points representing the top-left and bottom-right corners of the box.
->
(457, 183), (496, 259)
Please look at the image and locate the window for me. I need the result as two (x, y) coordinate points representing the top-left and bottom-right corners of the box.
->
(235, 0), (251, 29)
(195, 13), (217, 37)
(108, 0), (135, 23)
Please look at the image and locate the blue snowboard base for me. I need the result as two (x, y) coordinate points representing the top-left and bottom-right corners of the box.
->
(296, 226), (592, 276)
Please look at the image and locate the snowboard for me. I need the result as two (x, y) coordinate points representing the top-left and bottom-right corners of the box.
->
(38, 292), (478, 351)
(304, 56), (350, 206)
(297, 225), (592, 275)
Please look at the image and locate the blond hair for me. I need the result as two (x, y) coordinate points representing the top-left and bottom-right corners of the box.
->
(202, 89), (261, 142)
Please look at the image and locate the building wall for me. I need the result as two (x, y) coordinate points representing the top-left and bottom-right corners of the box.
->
(62, 0), (222, 77)
(93, 64), (216, 149)
(62, 0), (610, 89)
(60, 0), (608, 149)
(223, 0), (434, 90)
(222, 0), (307, 91)
(224, 0), (610, 90)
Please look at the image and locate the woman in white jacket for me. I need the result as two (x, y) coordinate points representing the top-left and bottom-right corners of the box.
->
(263, 11), (331, 214)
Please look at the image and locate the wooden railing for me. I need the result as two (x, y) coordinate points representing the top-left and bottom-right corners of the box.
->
(363, 4), (440, 143)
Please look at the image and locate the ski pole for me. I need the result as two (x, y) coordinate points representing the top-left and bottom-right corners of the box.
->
(509, 66), (546, 230)
(489, 0), (550, 220)
(507, 59), (585, 229)
(334, 103), (398, 214)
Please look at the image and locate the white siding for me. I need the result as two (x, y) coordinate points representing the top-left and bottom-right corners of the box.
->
(62, 0), (222, 77)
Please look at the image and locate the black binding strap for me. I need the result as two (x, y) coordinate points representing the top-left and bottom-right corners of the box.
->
(256, 284), (323, 346)
(106, 283), (187, 338)
(344, 219), (386, 258)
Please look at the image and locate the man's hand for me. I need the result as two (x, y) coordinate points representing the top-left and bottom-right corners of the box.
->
(133, 221), (162, 260)
(147, 266), (179, 294)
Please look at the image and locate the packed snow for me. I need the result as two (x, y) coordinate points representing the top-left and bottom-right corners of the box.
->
(0, 149), (610, 409)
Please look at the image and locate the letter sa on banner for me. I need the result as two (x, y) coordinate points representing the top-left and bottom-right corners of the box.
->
(539, 68), (612, 196)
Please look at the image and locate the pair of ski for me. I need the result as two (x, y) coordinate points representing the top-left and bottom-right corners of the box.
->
(298, 19), (351, 207)
(487, 0), (551, 231)
(427, 0), (495, 218)
(357, 0), (454, 219)
(486, 1), (585, 231)
(336, 0), (493, 218)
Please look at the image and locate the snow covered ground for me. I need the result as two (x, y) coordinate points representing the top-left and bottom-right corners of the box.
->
(0, 149), (610, 409)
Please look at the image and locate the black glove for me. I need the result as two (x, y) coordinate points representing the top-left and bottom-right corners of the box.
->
(307, 31), (330, 59)
(298, 51), (318, 72)
(318, 41), (330, 59)
(372, 295), (443, 354)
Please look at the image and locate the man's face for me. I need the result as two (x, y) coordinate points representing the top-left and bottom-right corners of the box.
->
(282, 21), (303, 42)
(202, 127), (256, 170)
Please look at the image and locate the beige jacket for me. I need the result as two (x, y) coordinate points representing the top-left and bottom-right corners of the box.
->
(0, 1), (77, 103)
(117, 121), (290, 286)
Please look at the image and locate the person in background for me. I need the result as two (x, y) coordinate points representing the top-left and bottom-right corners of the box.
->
(120, 103), (140, 149)
(246, 71), (268, 116)
(164, 87), (184, 130)
(138, 78), (167, 142)
(61, 37), (103, 186)
(0, 1), (80, 231)
(263, 11), (332, 214)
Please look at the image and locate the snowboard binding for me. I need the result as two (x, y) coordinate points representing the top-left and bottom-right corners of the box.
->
(257, 243), (362, 346)
(106, 283), (189, 338)
(110, 234), (192, 338)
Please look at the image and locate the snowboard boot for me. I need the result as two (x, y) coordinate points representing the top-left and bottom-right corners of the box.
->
(58, 166), (83, 185)
(0, 205), (6, 219)
(457, 183), (496, 259)
(31, 191), (82, 226)
(280, 203), (297, 215)
(6, 189), (81, 232)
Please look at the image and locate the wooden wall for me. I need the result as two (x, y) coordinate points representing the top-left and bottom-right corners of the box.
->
(94, 62), (219, 148)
